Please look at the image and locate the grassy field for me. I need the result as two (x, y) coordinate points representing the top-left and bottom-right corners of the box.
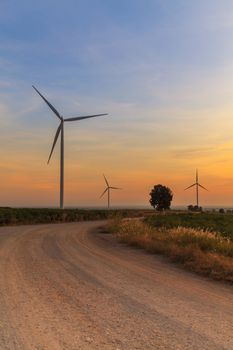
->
(108, 213), (233, 283)
(145, 212), (233, 240)
(0, 207), (151, 226)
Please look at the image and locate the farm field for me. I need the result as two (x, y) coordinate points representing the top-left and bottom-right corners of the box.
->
(0, 207), (152, 226)
(146, 212), (233, 240)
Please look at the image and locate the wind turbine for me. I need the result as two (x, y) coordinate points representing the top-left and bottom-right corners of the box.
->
(32, 85), (108, 209)
(100, 174), (121, 209)
(184, 169), (208, 207)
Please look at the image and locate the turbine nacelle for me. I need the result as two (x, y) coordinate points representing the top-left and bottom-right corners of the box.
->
(33, 85), (108, 164)
(184, 169), (208, 207)
(100, 174), (121, 208)
(33, 85), (108, 209)
(184, 183), (208, 191)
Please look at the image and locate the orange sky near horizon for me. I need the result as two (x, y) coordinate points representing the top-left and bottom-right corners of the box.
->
(2, 108), (233, 208)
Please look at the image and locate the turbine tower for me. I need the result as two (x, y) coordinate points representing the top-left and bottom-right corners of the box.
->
(32, 85), (108, 209)
(100, 174), (121, 209)
(184, 169), (208, 207)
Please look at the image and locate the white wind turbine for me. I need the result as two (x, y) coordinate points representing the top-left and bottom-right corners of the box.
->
(184, 169), (208, 207)
(100, 174), (121, 209)
(32, 85), (108, 209)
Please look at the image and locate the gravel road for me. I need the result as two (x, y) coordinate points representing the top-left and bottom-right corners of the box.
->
(0, 221), (232, 350)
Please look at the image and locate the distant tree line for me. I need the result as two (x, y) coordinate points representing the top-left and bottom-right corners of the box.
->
(149, 184), (231, 213)
(187, 205), (203, 212)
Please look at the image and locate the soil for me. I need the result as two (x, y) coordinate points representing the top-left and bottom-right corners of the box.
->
(0, 221), (232, 349)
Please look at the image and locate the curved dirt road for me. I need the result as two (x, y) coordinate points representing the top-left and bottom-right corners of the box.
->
(0, 221), (232, 350)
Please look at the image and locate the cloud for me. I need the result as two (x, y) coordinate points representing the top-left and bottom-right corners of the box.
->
(171, 147), (214, 159)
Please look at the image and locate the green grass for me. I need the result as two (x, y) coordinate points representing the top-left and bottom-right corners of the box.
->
(145, 212), (233, 240)
(0, 207), (150, 226)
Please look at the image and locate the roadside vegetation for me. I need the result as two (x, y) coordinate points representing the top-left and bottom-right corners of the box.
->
(146, 212), (233, 240)
(108, 213), (233, 283)
(0, 207), (151, 226)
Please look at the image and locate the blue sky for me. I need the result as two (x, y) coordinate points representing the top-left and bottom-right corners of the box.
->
(1, 0), (232, 99)
(1, 1), (233, 206)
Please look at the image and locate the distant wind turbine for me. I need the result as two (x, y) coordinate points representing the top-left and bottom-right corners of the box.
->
(32, 85), (108, 209)
(184, 169), (208, 207)
(100, 174), (121, 209)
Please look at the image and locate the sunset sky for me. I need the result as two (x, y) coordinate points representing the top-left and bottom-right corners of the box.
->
(1, 0), (233, 207)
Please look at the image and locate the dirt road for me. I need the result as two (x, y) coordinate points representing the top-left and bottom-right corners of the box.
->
(0, 222), (232, 350)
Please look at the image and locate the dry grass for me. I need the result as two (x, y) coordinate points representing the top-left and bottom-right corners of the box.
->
(108, 218), (233, 283)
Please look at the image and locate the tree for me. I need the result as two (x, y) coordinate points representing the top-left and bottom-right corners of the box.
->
(187, 204), (202, 212)
(187, 204), (194, 211)
(149, 184), (173, 211)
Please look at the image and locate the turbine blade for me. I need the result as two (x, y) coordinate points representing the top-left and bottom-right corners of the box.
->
(184, 183), (196, 190)
(103, 174), (109, 187)
(100, 188), (108, 198)
(64, 113), (108, 122)
(110, 187), (121, 190)
(48, 123), (62, 164)
(198, 183), (208, 191)
(32, 85), (62, 120)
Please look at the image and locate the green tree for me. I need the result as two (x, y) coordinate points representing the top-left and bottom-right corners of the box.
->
(149, 184), (173, 211)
